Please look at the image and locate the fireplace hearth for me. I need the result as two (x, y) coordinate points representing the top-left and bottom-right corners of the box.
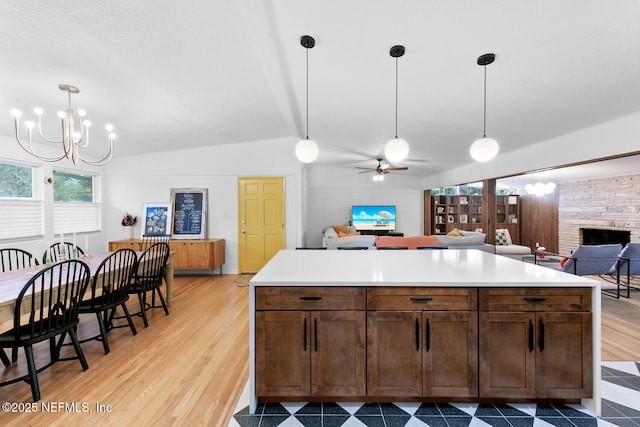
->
(581, 228), (630, 247)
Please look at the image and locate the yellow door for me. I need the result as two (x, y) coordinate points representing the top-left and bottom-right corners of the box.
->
(238, 177), (285, 273)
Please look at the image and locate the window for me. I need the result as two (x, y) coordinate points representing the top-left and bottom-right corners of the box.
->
(0, 161), (44, 239)
(0, 162), (34, 198)
(53, 169), (101, 234)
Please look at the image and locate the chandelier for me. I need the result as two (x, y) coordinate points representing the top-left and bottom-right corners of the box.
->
(11, 84), (115, 166)
(525, 173), (556, 196)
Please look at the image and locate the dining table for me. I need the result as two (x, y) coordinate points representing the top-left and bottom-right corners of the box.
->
(0, 251), (175, 327)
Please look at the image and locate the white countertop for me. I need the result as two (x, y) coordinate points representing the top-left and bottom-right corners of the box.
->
(250, 249), (599, 288)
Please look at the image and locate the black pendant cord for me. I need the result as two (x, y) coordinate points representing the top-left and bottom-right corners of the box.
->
(482, 63), (487, 138)
(305, 46), (309, 140)
(394, 56), (399, 139)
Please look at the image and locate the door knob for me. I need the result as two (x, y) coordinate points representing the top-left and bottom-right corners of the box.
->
(241, 229), (246, 234)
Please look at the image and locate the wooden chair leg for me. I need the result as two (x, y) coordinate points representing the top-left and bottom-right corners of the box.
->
(95, 311), (110, 354)
(24, 344), (40, 402)
(67, 328), (89, 371)
(120, 303), (138, 336)
(137, 293), (149, 327)
(0, 349), (11, 367)
(154, 288), (169, 315)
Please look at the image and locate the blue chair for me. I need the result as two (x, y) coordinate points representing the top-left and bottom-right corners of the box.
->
(608, 242), (640, 298)
(560, 244), (623, 298)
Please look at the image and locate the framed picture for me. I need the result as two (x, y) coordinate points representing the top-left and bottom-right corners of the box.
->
(460, 214), (468, 224)
(170, 188), (208, 240)
(141, 203), (172, 237)
(448, 215), (455, 223)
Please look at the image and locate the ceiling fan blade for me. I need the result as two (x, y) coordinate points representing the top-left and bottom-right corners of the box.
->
(358, 170), (374, 174)
(380, 163), (390, 170)
(355, 167), (376, 171)
(385, 167), (409, 171)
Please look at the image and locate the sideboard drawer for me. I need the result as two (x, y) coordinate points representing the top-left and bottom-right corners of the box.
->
(367, 287), (477, 311)
(479, 288), (591, 312)
(255, 287), (365, 311)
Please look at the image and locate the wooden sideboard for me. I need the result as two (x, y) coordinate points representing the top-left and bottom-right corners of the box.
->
(108, 238), (224, 274)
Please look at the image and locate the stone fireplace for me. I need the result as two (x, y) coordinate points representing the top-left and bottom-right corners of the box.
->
(558, 174), (640, 255)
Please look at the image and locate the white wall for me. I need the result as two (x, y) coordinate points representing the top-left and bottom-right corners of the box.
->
(103, 137), (302, 273)
(305, 165), (425, 247)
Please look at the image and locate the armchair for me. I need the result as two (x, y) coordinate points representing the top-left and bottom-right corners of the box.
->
(560, 243), (624, 298)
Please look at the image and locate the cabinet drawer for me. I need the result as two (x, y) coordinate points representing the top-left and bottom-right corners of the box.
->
(367, 287), (477, 311)
(255, 287), (365, 310)
(479, 288), (591, 312)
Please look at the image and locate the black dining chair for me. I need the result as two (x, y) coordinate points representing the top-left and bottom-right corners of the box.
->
(337, 246), (369, 250)
(417, 246), (449, 250)
(140, 234), (171, 252)
(77, 248), (138, 354)
(0, 248), (39, 272)
(128, 242), (170, 327)
(42, 241), (85, 263)
(377, 246), (409, 250)
(0, 259), (91, 402)
(296, 247), (327, 250)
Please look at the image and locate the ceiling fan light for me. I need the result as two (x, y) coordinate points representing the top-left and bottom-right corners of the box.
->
(469, 137), (498, 162)
(384, 137), (409, 163)
(295, 138), (318, 163)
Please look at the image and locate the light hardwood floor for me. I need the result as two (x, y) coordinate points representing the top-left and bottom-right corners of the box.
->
(0, 275), (639, 425)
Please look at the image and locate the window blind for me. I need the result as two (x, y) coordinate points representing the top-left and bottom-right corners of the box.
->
(0, 199), (44, 240)
(53, 202), (102, 234)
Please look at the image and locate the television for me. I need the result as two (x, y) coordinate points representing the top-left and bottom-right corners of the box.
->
(351, 205), (396, 231)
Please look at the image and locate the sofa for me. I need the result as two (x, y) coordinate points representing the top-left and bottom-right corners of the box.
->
(322, 225), (494, 252)
(321, 225), (376, 249)
(493, 228), (532, 260)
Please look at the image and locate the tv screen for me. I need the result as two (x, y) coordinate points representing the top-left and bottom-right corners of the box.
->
(351, 205), (396, 231)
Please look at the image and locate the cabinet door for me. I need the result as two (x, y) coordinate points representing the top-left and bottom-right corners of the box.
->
(311, 311), (366, 396)
(536, 312), (593, 398)
(479, 312), (535, 398)
(367, 311), (422, 396)
(423, 311), (478, 397)
(255, 311), (310, 397)
(169, 241), (212, 269)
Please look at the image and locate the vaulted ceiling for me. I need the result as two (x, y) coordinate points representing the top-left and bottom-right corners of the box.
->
(1, 1), (640, 178)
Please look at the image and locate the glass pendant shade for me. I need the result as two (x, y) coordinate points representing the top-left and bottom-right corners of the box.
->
(295, 138), (318, 163)
(525, 181), (556, 196)
(469, 136), (499, 162)
(384, 137), (409, 163)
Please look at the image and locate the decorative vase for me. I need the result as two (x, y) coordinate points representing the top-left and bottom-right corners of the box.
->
(124, 225), (134, 240)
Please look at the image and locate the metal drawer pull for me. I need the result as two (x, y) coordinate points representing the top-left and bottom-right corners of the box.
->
(415, 318), (420, 351)
(300, 296), (322, 301)
(410, 297), (433, 302)
(303, 318), (307, 351)
(528, 320), (534, 352)
(524, 297), (547, 302)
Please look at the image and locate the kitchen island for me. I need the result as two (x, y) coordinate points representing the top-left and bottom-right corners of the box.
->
(249, 249), (601, 415)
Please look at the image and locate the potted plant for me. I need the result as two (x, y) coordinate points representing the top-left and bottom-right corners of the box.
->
(121, 212), (137, 240)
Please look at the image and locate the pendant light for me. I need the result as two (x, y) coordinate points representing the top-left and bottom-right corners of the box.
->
(384, 45), (409, 163)
(295, 35), (319, 163)
(470, 53), (499, 162)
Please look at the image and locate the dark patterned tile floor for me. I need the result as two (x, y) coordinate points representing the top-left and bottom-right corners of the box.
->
(230, 362), (640, 427)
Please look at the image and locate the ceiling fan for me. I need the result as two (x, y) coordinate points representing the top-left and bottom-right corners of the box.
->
(356, 157), (408, 175)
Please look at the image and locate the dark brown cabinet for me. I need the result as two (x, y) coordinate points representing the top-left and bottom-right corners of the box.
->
(366, 288), (478, 398)
(479, 288), (592, 399)
(255, 287), (366, 398)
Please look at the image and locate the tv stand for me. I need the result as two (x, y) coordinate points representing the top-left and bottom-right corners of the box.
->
(359, 230), (403, 237)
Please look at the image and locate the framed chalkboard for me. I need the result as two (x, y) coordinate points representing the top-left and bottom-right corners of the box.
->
(170, 188), (208, 240)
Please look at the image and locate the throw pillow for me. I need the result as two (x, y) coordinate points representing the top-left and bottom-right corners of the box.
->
(560, 257), (569, 267)
(332, 224), (349, 234)
(447, 228), (461, 236)
(495, 229), (509, 246)
(338, 231), (361, 237)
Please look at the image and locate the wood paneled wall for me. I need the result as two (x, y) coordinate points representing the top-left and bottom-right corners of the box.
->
(519, 191), (559, 253)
